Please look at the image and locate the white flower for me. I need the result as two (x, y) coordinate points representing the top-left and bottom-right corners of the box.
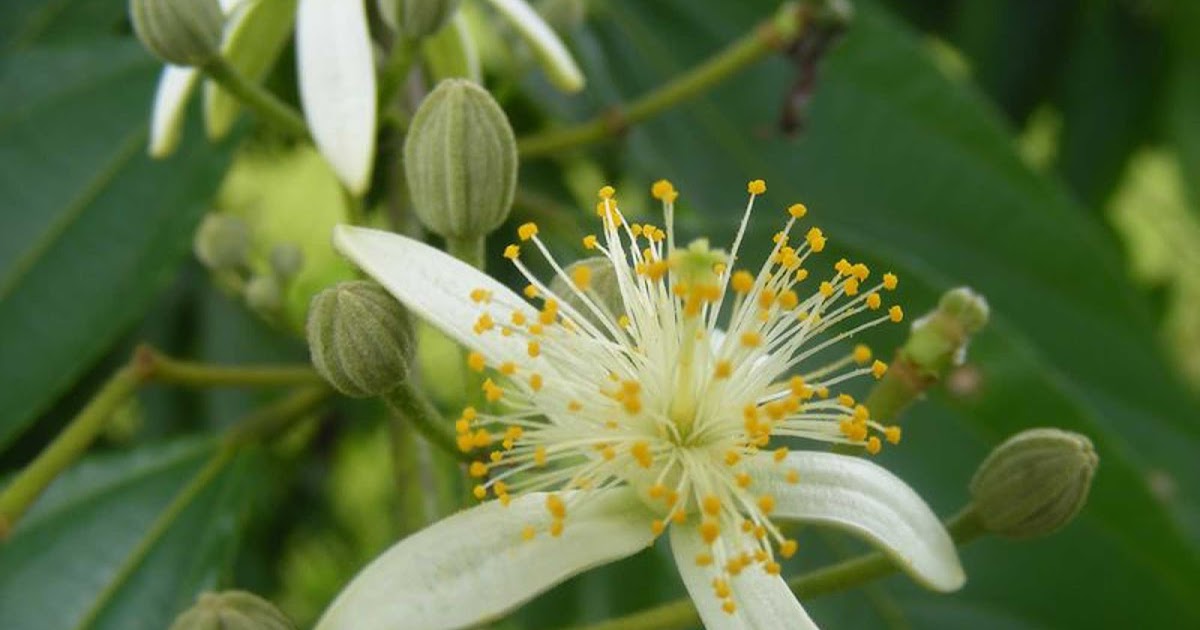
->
(319, 180), (965, 629)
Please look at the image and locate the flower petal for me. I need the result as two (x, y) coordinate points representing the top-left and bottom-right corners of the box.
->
(315, 488), (656, 630)
(485, 0), (584, 93)
(756, 451), (966, 592)
(333, 225), (541, 366)
(296, 0), (377, 194)
(148, 65), (200, 158)
(669, 525), (817, 630)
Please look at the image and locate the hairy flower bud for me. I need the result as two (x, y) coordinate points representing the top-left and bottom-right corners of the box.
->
(169, 591), (295, 630)
(194, 214), (251, 271)
(970, 428), (1098, 539)
(404, 79), (517, 240)
(378, 0), (461, 40)
(130, 0), (224, 66)
(307, 281), (415, 398)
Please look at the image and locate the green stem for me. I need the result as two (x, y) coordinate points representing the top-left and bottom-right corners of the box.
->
(0, 364), (145, 539)
(445, 236), (485, 269)
(568, 507), (986, 630)
(135, 345), (323, 389)
(379, 37), (419, 109)
(383, 379), (470, 462)
(201, 57), (309, 138)
(517, 3), (810, 158)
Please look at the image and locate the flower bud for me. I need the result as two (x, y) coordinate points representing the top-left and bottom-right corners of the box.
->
(548, 257), (623, 330)
(307, 281), (415, 398)
(169, 590), (295, 630)
(404, 79), (517, 240)
(378, 0), (461, 40)
(194, 214), (251, 271)
(130, 0), (224, 66)
(969, 428), (1098, 539)
(904, 286), (990, 375)
(269, 243), (305, 281)
(245, 274), (283, 313)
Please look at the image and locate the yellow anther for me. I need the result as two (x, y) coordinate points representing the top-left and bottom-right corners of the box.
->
(834, 258), (851, 275)
(853, 404), (870, 422)
(786, 468), (801, 484)
(714, 360), (732, 379)
(699, 519), (720, 544)
(470, 288), (492, 303)
(889, 305), (904, 323)
(809, 234), (827, 252)
(598, 185), (616, 200)
(853, 344), (872, 364)
(472, 484), (487, 500)
(534, 445), (548, 466)
(631, 441), (653, 468)
(866, 436), (882, 455)
(568, 264), (593, 290)
(521, 525), (536, 540)
(713, 578), (731, 599)
(527, 341), (541, 357)
(747, 179), (766, 195)
(885, 425), (902, 444)
(457, 434), (475, 452)
(567, 400), (583, 412)
(818, 281), (834, 297)
(471, 429), (493, 448)
(549, 520), (564, 537)
(739, 331), (762, 348)
(774, 447), (788, 462)
(499, 361), (516, 375)
(503, 244), (520, 260)
(731, 270), (754, 294)
(601, 445), (616, 460)
(648, 484), (667, 499)
(491, 450), (504, 462)
(455, 418), (470, 434)
(648, 519), (666, 536)
(788, 376), (809, 398)
(546, 494), (567, 519)
(724, 450), (741, 466)
(871, 360), (888, 379)
(528, 323), (544, 336)
(735, 472), (752, 488)
(865, 293), (882, 310)
(721, 600), (737, 615)
(696, 553), (713, 567)
(582, 234), (599, 250)
(758, 288), (777, 309)
(758, 494), (776, 514)
(765, 561), (782, 575)
(816, 385), (830, 398)
(788, 203), (807, 218)
(851, 263), (870, 281)
(530, 373), (544, 391)
(837, 393), (855, 407)
(517, 222), (539, 241)
(702, 495), (722, 516)
(778, 290), (799, 309)
(780, 539), (798, 558)
(844, 278), (860, 296)
(467, 352), (486, 372)
(483, 379), (503, 402)
(523, 284), (538, 298)
(882, 272), (899, 290)
(469, 461), (488, 477)
(473, 313), (495, 334)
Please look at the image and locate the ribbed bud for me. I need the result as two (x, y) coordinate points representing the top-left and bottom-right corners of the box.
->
(194, 214), (251, 271)
(404, 79), (517, 239)
(548, 257), (623, 330)
(169, 591), (295, 630)
(245, 275), (283, 313)
(378, 0), (461, 40)
(970, 428), (1098, 539)
(130, 0), (224, 66)
(269, 243), (305, 281)
(307, 281), (415, 398)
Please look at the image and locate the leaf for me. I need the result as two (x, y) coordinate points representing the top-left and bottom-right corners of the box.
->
(0, 439), (259, 630)
(563, 0), (1200, 626)
(0, 39), (234, 448)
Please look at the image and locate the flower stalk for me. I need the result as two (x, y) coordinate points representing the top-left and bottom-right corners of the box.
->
(201, 56), (309, 138)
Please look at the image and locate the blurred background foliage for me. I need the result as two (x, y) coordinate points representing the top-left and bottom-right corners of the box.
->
(1, 0), (1198, 628)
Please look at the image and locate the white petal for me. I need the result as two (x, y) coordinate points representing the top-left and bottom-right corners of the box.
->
(296, 0), (377, 194)
(757, 451), (966, 592)
(485, 0), (584, 93)
(205, 0), (297, 140)
(148, 65), (200, 158)
(316, 489), (656, 630)
(669, 525), (817, 630)
(333, 225), (541, 366)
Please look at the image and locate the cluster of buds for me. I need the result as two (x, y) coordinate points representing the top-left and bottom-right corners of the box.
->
(193, 214), (306, 318)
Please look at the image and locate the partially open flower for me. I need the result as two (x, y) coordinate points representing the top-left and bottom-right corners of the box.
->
(319, 180), (964, 629)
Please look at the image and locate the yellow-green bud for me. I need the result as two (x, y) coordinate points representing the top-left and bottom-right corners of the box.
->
(130, 0), (224, 66)
(970, 428), (1098, 539)
(194, 214), (251, 271)
(169, 591), (295, 630)
(404, 79), (517, 240)
(379, 0), (461, 40)
(245, 274), (283, 313)
(548, 257), (623, 330)
(269, 243), (305, 281)
(307, 281), (415, 398)
(903, 286), (990, 376)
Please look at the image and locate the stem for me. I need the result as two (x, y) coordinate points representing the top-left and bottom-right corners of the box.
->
(135, 345), (323, 389)
(383, 379), (471, 462)
(445, 236), (485, 269)
(379, 37), (419, 109)
(201, 57), (309, 138)
(567, 507), (986, 630)
(517, 3), (811, 158)
(0, 364), (145, 539)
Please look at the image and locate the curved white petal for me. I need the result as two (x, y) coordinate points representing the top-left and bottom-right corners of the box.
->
(756, 451), (965, 592)
(316, 489), (656, 630)
(485, 0), (584, 93)
(669, 525), (817, 630)
(205, 0), (297, 140)
(333, 225), (542, 367)
(297, 0), (377, 194)
(148, 65), (199, 158)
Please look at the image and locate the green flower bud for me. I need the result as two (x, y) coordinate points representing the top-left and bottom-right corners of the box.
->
(130, 0), (224, 66)
(194, 214), (251, 271)
(378, 0), (461, 40)
(404, 79), (517, 240)
(169, 591), (295, 630)
(245, 274), (283, 313)
(970, 428), (1098, 539)
(307, 281), (415, 398)
(269, 243), (305, 281)
(548, 257), (622, 330)
(903, 285), (990, 376)
(937, 287), (990, 336)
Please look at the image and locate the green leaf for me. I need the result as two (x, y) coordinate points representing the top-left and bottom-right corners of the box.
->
(0, 439), (258, 630)
(566, 0), (1200, 626)
(0, 39), (233, 448)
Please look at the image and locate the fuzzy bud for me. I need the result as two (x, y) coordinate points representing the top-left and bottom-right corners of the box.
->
(404, 79), (517, 240)
(307, 281), (415, 398)
(194, 214), (251, 271)
(169, 591), (295, 630)
(970, 428), (1098, 539)
(378, 0), (461, 40)
(130, 0), (224, 66)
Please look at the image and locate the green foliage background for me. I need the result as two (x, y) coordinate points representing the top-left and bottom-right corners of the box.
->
(1, 0), (1199, 628)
